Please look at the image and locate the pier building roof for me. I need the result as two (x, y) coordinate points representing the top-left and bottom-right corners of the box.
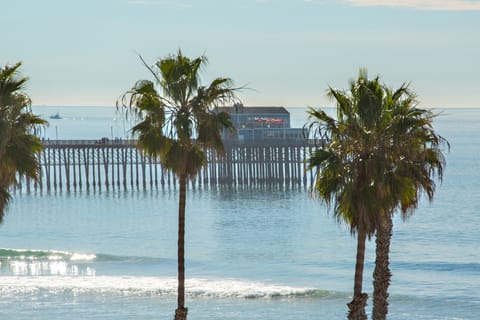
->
(217, 103), (289, 115)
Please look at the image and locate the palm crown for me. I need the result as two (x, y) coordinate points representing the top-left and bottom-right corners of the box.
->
(308, 69), (447, 234)
(119, 51), (236, 178)
(0, 62), (47, 223)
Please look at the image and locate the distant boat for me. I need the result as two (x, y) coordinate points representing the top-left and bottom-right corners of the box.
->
(49, 112), (62, 119)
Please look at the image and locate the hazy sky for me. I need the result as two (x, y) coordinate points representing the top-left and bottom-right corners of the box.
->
(2, 0), (479, 107)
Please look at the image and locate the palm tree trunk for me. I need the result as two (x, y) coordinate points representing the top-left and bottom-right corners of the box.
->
(348, 227), (368, 320)
(0, 187), (9, 224)
(174, 173), (188, 320)
(372, 214), (393, 320)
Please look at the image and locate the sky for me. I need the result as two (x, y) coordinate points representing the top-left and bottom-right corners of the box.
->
(2, 0), (479, 108)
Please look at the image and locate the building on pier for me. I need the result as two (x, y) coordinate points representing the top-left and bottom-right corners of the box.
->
(218, 103), (306, 142)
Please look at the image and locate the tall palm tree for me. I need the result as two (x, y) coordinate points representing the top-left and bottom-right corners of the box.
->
(370, 85), (448, 320)
(308, 70), (448, 319)
(0, 62), (47, 223)
(118, 50), (238, 320)
(307, 69), (387, 319)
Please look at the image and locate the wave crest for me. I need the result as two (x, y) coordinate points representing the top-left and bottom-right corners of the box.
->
(0, 276), (331, 299)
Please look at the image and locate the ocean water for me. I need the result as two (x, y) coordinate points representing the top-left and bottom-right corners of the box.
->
(0, 106), (479, 319)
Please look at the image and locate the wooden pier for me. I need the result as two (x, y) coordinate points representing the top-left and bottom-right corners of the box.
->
(19, 139), (317, 192)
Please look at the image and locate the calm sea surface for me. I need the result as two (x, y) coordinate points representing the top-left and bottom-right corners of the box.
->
(0, 106), (479, 319)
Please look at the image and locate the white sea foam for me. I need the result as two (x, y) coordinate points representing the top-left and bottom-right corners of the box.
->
(0, 276), (317, 299)
(70, 253), (97, 261)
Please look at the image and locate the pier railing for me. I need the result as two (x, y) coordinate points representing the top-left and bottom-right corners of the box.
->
(18, 139), (320, 192)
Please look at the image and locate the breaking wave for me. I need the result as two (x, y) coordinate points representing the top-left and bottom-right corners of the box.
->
(0, 275), (334, 299)
(0, 248), (338, 300)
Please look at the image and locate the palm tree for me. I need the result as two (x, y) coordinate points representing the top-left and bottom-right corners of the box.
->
(306, 69), (387, 319)
(118, 50), (238, 320)
(0, 62), (47, 223)
(370, 85), (448, 320)
(308, 70), (448, 319)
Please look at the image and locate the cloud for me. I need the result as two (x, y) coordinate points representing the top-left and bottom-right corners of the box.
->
(127, 0), (192, 8)
(345, 0), (480, 11)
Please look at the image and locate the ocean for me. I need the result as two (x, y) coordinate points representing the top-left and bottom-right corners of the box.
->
(0, 106), (479, 319)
